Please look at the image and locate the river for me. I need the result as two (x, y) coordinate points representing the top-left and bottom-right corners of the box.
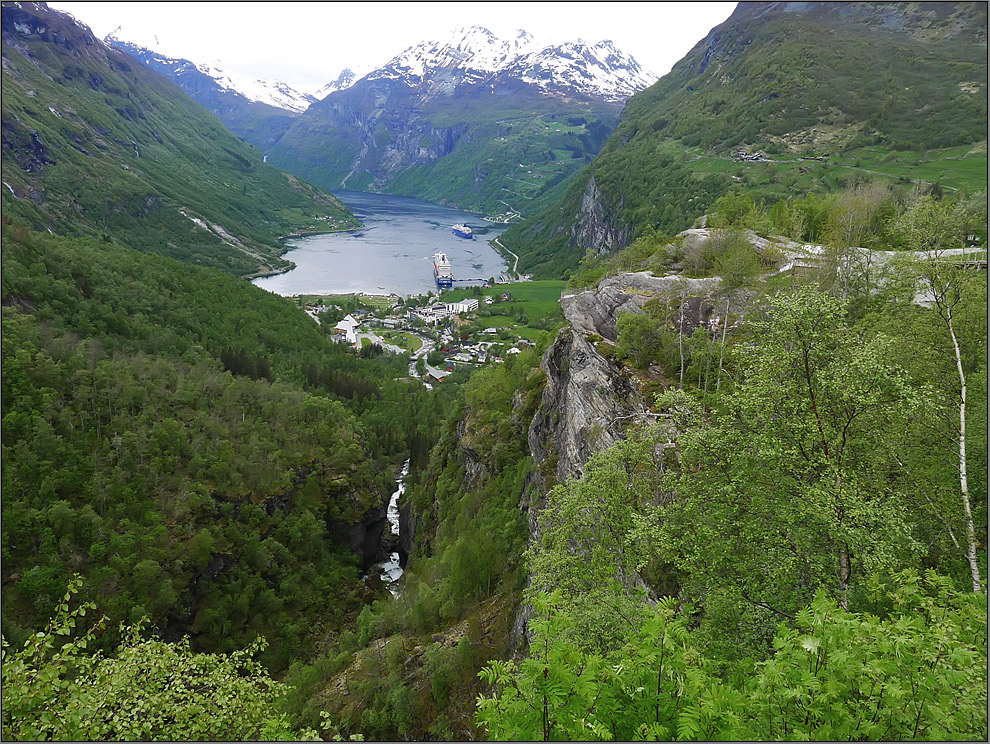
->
(252, 191), (509, 297)
(374, 459), (410, 596)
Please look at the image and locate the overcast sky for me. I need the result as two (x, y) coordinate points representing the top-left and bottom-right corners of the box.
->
(50, 2), (736, 93)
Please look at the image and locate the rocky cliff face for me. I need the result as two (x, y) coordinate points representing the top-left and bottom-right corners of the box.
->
(569, 175), (632, 256)
(512, 266), (724, 643)
(562, 271), (722, 341)
(527, 328), (645, 489)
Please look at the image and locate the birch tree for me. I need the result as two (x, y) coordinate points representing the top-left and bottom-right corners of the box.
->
(894, 196), (986, 592)
(918, 257), (984, 592)
(659, 287), (924, 657)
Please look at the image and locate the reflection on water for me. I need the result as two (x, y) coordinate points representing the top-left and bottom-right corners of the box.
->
(252, 191), (508, 297)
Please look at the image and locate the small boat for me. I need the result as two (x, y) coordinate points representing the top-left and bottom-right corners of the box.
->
(452, 223), (473, 239)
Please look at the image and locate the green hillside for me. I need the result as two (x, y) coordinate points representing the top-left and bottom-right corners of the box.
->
(1, 2), (357, 278)
(502, 1), (988, 277)
(1, 221), (447, 671)
(268, 78), (619, 221)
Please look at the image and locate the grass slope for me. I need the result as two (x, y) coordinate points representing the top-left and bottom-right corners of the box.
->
(1, 3), (357, 277)
(501, 1), (988, 278)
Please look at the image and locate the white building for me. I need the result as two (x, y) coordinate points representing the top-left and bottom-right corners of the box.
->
(446, 298), (479, 314)
(334, 314), (360, 345)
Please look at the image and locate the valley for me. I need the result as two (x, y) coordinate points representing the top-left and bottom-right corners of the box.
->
(1, 2), (987, 742)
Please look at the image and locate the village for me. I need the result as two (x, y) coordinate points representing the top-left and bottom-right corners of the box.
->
(297, 286), (550, 384)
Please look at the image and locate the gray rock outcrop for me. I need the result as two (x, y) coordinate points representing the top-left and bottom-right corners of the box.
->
(570, 176), (632, 256)
(528, 327), (646, 489)
(561, 272), (722, 340)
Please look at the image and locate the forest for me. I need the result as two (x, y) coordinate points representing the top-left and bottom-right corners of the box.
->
(1, 2), (987, 742)
(2, 187), (987, 742)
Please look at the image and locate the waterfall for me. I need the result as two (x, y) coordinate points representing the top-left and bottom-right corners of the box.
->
(376, 459), (409, 595)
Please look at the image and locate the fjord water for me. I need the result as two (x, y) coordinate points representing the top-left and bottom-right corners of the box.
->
(252, 191), (509, 297)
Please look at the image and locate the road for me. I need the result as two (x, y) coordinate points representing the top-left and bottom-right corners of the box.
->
(492, 236), (519, 275)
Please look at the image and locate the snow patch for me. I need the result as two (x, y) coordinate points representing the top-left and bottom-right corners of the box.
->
(106, 30), (315, 112)
(366, 26), (656, 101)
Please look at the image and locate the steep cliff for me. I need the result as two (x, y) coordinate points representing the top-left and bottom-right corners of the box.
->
(527, 328), (645, 488)
(569, 175), (633, 256)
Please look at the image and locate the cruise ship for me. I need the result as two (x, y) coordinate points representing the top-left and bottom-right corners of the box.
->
(433, 252), (453, 288)
(452, 223), (473, 239)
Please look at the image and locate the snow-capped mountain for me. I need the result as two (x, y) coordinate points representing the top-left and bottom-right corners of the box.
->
(267, 25), (651, 220)
(313, 66), (375, 100)
(507, 40), (657, 102)
(105, 29), (314, 113)
(366, 25), (656, 101)
(193, 61), (315, 113)
(370, 26), (538, 86)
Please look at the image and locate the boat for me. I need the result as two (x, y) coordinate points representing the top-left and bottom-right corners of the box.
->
(433, 252), (453, 288)
(452, 223), (473, 239)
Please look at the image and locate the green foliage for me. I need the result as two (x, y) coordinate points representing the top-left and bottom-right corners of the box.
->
(616, 311), (675, 370)
(298, 348), (547, 740)
(1, 4), (357, 278)
(526, 430), (671, 653)
(1, 577), (321, 741)
(660, 287), (927, 659)
(478, 572), (988, 741)
(749, 572), (987, 741)
(0, 225), (448, 668)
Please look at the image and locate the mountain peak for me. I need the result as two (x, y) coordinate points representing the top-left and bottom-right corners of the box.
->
(366, 26), (654, 101)
(314, 65), (375, 99)
(104, 31), (314, 113)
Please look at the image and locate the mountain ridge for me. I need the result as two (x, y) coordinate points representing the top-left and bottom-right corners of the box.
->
(498, 0), (988, 276)
(367, 25), (657, 102)
(265, 26), (655, 219)
(104, 27), (316, 112)
(1, 1), (357, 277)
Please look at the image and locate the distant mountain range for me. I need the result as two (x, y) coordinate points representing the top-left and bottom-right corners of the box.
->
(266, 26), (657, 219)
(105, 29), (316, 111)
(104, 33), (312, 150)
(1, 2), (356, 277)
(362, 25), (656, 102)
(108, 25), (657, 220)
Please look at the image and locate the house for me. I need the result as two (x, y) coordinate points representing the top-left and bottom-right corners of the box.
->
(333, 314), (360, 345)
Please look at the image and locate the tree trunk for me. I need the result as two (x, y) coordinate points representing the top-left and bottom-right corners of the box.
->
(838, 545), (850, 610)
(716, 296), (730, 391)
(678, 293), (686, 390)
(944, 301), (981, 593)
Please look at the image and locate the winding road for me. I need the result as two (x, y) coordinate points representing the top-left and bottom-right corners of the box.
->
(492, 236), (519, 276)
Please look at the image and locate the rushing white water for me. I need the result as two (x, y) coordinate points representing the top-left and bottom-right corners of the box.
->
(375, 459), (409, 596)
